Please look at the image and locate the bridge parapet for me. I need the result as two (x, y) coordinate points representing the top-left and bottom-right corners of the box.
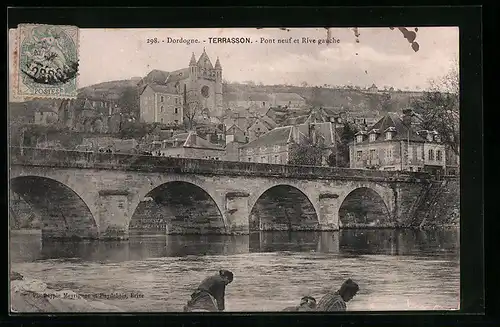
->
(9, 147), (432, 183)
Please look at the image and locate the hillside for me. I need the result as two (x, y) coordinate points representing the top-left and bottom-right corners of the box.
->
(9, 78), (424, 123)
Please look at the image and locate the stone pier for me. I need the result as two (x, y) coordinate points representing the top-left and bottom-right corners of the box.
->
(225, 191), (250, 235)
(319, 192), (341, 231)
(97, 190), (131, 240)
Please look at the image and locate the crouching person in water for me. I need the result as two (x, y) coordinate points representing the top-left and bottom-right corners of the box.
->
(316, 279), (359, 311)
(183, 270), (234, 312)
(282, 296), (317, 311)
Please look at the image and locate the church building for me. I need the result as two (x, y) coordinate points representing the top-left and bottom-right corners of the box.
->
(138, 49), (224, 125)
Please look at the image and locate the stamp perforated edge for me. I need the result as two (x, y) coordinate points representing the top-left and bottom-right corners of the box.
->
(14, 24), (80, 100)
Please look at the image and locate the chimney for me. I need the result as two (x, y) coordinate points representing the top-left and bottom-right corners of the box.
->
(402, 108), (413, 127)
(190, 131), (197, 146)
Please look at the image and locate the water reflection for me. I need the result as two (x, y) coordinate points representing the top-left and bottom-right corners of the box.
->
(9, 228), (459, 263)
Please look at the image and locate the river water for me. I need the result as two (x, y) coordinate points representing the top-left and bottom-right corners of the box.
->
(10, 228), (460, 312)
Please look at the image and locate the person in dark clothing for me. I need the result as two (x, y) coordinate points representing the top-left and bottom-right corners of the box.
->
(282, 296), (317, 311)
(316, 279), (359, 311)
(183, 270), (234, 312)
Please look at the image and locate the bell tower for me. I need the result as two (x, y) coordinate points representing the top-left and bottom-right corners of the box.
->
(214, 56), (223, 116)
(187, 52), (199, 118)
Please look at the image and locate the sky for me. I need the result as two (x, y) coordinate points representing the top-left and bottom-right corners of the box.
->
(9, 27), (458, 96)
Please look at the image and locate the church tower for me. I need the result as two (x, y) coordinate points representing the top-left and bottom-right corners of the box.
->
(187, 52), (199, 118)
(214, 57), (223, 116)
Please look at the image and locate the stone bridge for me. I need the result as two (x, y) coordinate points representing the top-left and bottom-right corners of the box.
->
(9, 147), (433, 240)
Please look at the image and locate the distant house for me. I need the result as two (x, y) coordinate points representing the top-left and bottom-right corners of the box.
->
(247, 115), (278, 142)
(225, 124), (247, 144)
(157, 131), (225, 160)
(139, 84), (184, 125)
(239, 121), (337, 165)
(271, 93), (306, 109)
(367, 84), (379, 93)
(226, 92), (273, 109)
(195, 123), (225, 146)
(345, 111), (381, 127)
(33, 108), (58, 125)
(349, 111), (446, 174)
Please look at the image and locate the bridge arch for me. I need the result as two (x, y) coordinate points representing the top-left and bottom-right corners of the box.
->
(337, 184), (394, 228)
(129, 178), (226, 234)
(249, 183), (320, 231)
(9, 175), (98, 239)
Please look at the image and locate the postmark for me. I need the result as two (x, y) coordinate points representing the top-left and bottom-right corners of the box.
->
(15, 24), (79, 99)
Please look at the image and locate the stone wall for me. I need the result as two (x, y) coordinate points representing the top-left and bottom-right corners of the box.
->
(414, 177), (460, 227)
(10, 147), (431, 182)
(10, 147), (434, 239)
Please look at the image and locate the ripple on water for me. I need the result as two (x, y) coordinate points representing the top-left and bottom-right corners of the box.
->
(10, 230), (460, 312)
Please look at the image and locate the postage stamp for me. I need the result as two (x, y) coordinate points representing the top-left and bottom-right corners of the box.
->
(15, 24), (79, 99)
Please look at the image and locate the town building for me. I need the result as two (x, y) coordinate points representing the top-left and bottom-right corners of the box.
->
(239, 121), (338, 165)
(367, 84), (379, 93)
(348, 111), (446, 174)
(139, 84), (184, 125)
(226, 92), (273, 110)
(247, 115), (278, 142)
(138, 48), (224, 123)
(33, 108), (58, 125)
(154, 131), (225, 160)
(271, 93), (306, 109)
(225, 124), (247, 144)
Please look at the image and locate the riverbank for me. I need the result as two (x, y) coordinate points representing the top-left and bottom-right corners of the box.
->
(10, 271), (124, 312)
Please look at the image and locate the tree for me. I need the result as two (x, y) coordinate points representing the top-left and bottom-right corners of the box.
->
(289, 142), (325, 166)
(411, 59), (459, 155)
(118, 121), (152, 139)
(119, 87), (140, 115)
(301, 81), (309, 87)
(183, 101), (199, 131)
(289, 127), (327, 166)
(328, 121), (359, 168)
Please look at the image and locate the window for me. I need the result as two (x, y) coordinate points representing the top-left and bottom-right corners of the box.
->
(160, 118), (164, 124)
(274, 145), (280, 152)
(385, 132), (392, 140)
(356, 150), (362, 161)
(261, 156), (266, 163)
(160, 96), (164, 102)
(160, 106), (164, 113)
(263, 102), (266, 106)
(369, 133), (376, 142)
(369, 149), (376, 160)
(248, 158), (251, 162)
(174, 108), (178, 114)
(436, 150), (442, 161)
(386, 148), (393, 161)
(412, 146), (417, 161)
(428, 149), (434, 161)
(175, 98), (178, 104)
(174, 120), (178, 124)
(421, 148), (425, 160)
(356, 135), (363, 143)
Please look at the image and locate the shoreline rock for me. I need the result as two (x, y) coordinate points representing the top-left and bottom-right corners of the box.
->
(10, 271), (124, 312)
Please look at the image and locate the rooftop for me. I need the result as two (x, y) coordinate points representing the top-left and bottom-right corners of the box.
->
(355, 113), (427, 145)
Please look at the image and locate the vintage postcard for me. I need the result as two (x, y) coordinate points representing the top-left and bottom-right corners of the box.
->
(12, 24), (79, 100)
(9, 26), (460, 313)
